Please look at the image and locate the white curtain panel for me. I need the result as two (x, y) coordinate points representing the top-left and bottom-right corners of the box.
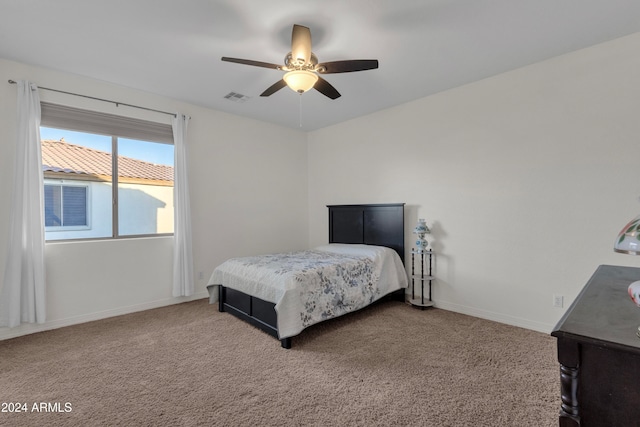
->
(0, 81), (46, 327)
(172, 114), (194, 297)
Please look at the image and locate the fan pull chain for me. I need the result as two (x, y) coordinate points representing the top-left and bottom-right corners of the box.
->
(298, 94), (303, 128)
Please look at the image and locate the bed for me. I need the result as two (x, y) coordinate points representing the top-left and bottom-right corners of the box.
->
(206, 203), (407, 348)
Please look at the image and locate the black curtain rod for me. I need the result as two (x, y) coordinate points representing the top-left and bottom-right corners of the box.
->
(8, 79), (178, 118)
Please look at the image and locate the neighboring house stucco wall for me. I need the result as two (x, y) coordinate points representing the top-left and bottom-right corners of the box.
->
(44, 179), (174, 240)
(118, 182), (174, 236)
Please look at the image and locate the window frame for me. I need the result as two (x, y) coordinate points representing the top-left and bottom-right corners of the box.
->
(40, 102), (175, 242)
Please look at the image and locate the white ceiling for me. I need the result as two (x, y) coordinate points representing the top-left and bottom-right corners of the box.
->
(2, 1), (639, 131)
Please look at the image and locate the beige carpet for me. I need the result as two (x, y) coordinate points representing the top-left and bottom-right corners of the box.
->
(0, 299), (559, 427)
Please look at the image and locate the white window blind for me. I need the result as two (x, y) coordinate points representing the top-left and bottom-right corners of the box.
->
(40, 102), (174, 144)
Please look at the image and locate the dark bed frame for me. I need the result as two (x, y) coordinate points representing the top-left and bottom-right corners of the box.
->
(218, 203), (406, 348)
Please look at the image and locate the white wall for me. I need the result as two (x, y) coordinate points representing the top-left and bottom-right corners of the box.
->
(308, 33), (640, 333)
(0, 58), (308, 339)
(119, 181), (174, 236)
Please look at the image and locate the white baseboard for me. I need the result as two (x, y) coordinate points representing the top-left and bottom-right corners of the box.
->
(2, 293), (554, 341)
(431, 299), (555, 334)
(0, 291), (209, 341)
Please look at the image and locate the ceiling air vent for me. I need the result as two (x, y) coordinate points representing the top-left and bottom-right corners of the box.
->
(223, 92), (250, 103)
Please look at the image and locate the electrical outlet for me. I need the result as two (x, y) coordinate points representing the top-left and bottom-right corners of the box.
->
(553, 294), (564, 308)
(198, 271), (204, 280)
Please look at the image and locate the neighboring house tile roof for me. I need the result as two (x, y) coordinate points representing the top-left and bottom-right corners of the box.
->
(42, 139), (173, 183)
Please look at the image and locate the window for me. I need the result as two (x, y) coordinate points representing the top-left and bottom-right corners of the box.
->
(40, 102), (174, 241)
(44, 183), (89, 228)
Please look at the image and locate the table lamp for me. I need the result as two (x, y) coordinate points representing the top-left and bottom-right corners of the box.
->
(413, 218), (430, 253)
(614, 213), (640, 338)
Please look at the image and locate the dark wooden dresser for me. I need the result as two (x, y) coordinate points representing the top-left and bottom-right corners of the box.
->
(551, 265), (640, 426)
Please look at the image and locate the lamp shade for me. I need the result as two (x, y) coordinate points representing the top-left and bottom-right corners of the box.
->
(283, 70), (318, 93)
(614, 214), (640, 255)
(413, 219), (431, 235)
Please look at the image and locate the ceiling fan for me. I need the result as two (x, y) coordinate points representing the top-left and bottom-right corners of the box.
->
(221, 24), (379, 100)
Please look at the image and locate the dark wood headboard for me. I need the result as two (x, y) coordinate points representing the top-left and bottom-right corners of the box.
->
(327, 203), (405, 263)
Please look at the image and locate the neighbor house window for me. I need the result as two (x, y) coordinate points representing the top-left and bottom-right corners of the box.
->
(44, 183), (89, 228)
(40, 102), (174, 241)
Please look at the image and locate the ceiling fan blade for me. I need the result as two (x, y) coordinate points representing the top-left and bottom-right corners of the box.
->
(313, 76), (341, 100)
(260, 79), (287, 97)
(221, 57), (281, 70)
(317, 60), (379, 74)
(291, 24), (312, 64)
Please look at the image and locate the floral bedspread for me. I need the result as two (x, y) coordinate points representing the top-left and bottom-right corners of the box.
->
(207, 244), (408, 339)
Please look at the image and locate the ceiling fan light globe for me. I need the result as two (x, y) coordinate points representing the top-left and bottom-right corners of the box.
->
(283, 70), (318, 93)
